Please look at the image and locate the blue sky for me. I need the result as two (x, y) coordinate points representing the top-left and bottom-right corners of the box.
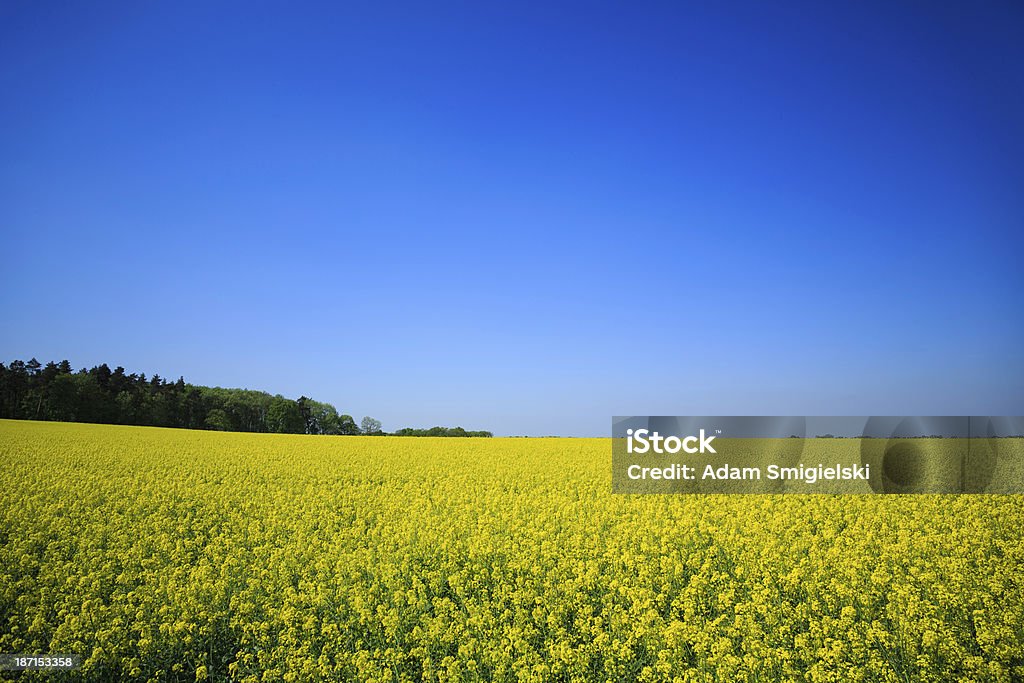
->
(2, 1), (1022, 436)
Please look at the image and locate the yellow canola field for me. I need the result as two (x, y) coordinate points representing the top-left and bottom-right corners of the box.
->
(1, 420), (1022, 682)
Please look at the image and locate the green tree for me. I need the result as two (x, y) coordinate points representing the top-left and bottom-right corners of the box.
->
(338, 414), (359, 435)
(360, 416), (382, 435)
(205, 408), (231, 431)
(46, 374), (79, 421)
(267, 397), (304, 434)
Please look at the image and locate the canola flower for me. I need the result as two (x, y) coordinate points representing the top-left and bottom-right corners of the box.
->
(1, 420), (1022, 682)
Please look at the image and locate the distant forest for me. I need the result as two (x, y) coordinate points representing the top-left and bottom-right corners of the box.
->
(0, 358), (492, 437)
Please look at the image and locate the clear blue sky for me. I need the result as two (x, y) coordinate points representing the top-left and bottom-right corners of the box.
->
(2, 1), (1022, 436)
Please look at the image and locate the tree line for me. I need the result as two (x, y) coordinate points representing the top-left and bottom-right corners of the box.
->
(393, 426), (493, 437)
(0, 358), (491, 437)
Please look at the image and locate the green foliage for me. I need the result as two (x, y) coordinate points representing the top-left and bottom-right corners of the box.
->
(267, 397), (304, 434)
(360, 416), (383, 435)
(337, 414), (359, 436)
(393, 426), (493, 437)
(0, 359), (377, 436)
(204, 408), (231, 431)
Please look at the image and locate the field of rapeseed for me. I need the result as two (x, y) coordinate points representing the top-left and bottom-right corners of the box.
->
(1, 419), (1022, 682)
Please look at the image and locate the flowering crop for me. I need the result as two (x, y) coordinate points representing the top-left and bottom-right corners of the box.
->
(1, 420), (1022, 681)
